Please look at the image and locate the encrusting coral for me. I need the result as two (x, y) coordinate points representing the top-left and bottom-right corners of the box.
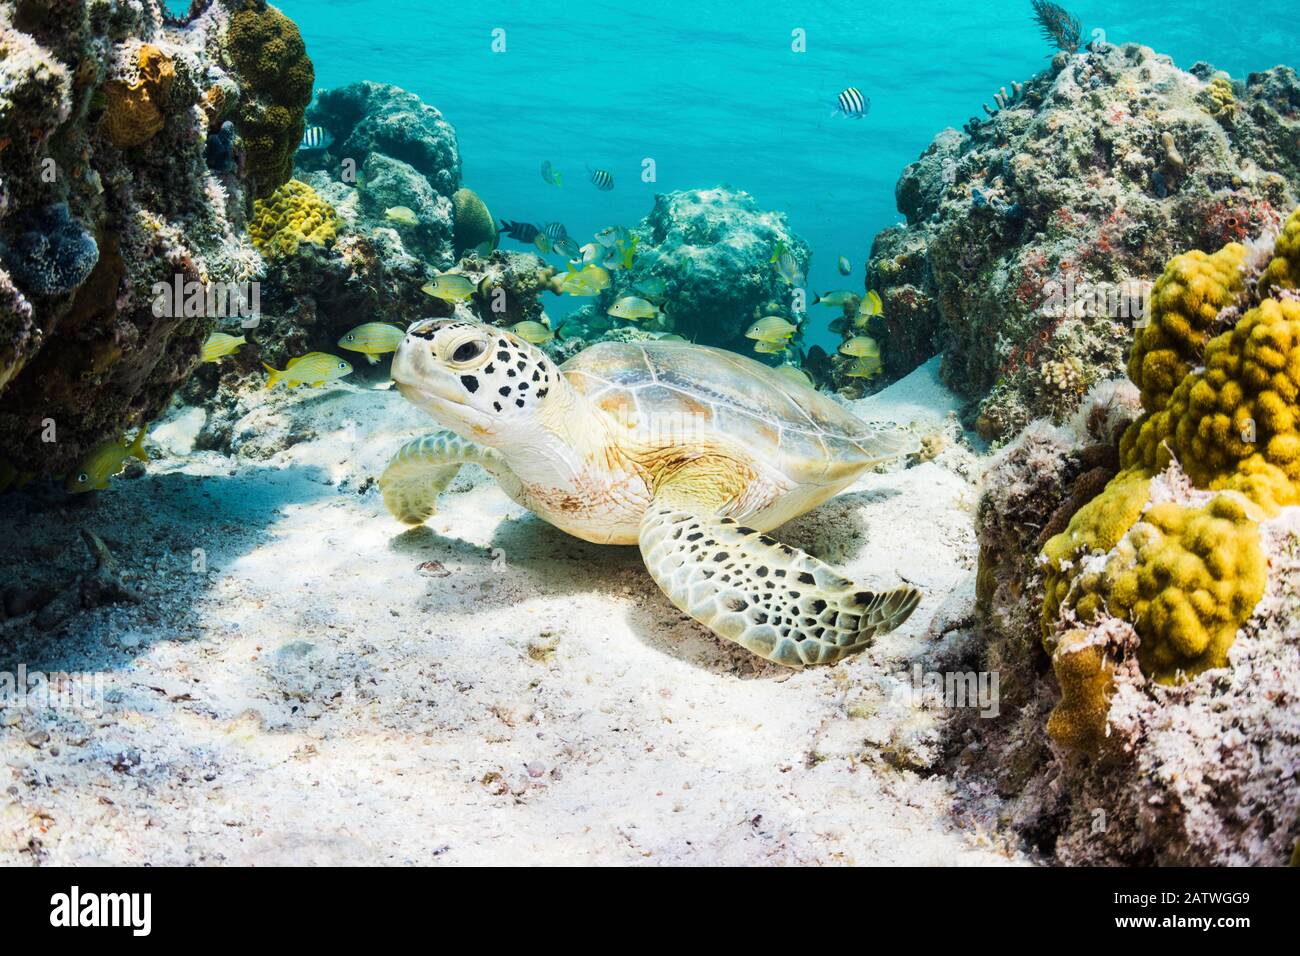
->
(102, 43), (175, 149)
(1045, 628), (1117, 754)
(249, 179), (338, 259)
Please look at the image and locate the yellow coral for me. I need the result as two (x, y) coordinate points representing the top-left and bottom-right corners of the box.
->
(1200, 76), (1237, 122)
(1042, 207), (1300, 698)
(249, 179), (338, 259)
(1129, 296), (1300, 511)
(1042, 468), (1152, 624)
(1087, 494), (1266, 680)
(1259, 209), (1300, 295)
(102, 44), (175, 149)
(1046, 629), (1115, 755)
(1127, 243), (1246, 413)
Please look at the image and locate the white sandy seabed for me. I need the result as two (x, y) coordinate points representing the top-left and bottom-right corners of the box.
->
(0, 357), (1030, 865)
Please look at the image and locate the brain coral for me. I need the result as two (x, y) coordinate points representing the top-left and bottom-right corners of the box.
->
(1042, 206), (1300, 689)
(225, 1), (314, 198)
(250, 179), (338, 259)
(452, 187), (496, 257)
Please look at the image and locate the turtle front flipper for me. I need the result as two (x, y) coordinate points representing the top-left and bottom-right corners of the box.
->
(380, 431), (511, 525)
(637, 488), (921, 668)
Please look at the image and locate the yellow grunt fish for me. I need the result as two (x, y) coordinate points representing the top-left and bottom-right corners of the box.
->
(263, 352), (353, 389)
(201, 332), (246, 363)
(65, 427), (148, 493)
(338, 323), (406, 364)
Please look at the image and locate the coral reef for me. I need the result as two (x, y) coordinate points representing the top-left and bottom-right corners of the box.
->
(193, 82), (469, 375)
(0, 0), (265, 478)
(566, 187), (810, 356)
(849, 42), (1300, 438)
(223, 0), (314, 198)
(955, 215), (1300, 863)
(305, 81), (460, 197)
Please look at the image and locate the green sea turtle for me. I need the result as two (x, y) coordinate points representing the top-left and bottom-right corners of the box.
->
(380, 318), (921, 668)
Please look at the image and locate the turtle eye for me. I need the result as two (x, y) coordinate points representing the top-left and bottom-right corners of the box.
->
(450, 340), (486, 364)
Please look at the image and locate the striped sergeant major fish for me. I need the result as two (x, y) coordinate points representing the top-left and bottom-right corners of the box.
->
(499, 219), (542, 243)
(542, 221), (568, 241)
(299, 125), (334, 150)
(834, 87), (870, 119)
(587, 166), (614, 191)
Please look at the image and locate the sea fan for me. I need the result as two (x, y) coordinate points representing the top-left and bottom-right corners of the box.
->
(1030, 0), (1082, 53)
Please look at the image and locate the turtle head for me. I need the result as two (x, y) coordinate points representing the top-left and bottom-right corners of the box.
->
(391, 319), (562, 444)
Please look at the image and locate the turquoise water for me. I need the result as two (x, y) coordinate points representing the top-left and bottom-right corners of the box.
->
(279, 1), (1294, 329)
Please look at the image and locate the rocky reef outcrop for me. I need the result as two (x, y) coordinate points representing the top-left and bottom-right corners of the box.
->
(848, 41), (1300, 441)
(0, 0), (291, 480)
(564, 187), (810, 356)
(956, 210), (1300, 864)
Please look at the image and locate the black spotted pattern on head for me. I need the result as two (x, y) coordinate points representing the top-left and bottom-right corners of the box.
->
(466, 330), (558, 416)
(460, 375), (478, 393)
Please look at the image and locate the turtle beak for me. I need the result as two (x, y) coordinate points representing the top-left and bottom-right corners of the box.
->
(391, 325), (466, 407)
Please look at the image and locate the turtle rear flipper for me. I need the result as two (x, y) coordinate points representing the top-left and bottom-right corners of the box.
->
(380, 431), (510, 526)
(638, 485), (920, 668)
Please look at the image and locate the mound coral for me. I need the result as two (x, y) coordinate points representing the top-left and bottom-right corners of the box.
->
(249, 179), (338, 259)
(102, 43), (175, 149)
(1042, 207), (1300, 689)
(225, 0), (314, 198)
(452, 187), (497, 257)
